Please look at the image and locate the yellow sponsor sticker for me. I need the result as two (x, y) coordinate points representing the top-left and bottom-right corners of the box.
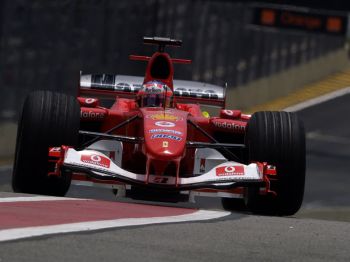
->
(151, 114), (179, 121)
(202, 111), (210, 118)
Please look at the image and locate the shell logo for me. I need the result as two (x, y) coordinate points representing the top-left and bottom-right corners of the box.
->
(155, 121), (175, 128)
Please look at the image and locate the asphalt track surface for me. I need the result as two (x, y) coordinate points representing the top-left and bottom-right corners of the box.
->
(0, 94), (350, 261)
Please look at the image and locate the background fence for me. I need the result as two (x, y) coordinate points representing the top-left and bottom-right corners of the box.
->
(0, 0), (345, 121)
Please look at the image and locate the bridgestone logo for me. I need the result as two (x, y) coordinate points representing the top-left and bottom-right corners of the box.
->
(213, 121), (245, 132)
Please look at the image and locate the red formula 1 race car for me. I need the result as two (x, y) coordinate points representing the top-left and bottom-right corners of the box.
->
(12, 37), (306, 216)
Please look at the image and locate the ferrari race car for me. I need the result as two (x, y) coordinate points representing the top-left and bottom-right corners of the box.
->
(12, 37), (306, 216)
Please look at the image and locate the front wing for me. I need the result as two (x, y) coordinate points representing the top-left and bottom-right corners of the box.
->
(62, 149), (264, 190)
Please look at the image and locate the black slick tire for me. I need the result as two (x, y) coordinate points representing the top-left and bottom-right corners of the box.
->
(12, 90), (80, 196)
(245, 111), (305, 216)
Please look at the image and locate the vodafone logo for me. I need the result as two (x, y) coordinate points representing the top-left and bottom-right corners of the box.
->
(91, 155), (101, 162)
(224, 110), (234, 116)
(85, 98), (96, 104)
(81, 111), (105, 119)
(224, 166), (235, 173)
(212, 121), (245, 133)
(155, 121), (175, 128)
(81, 154), (110, 168)
(216, 165), (244, 176)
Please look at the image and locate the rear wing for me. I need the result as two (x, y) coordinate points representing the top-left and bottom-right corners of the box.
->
(79, 74), (226, 107)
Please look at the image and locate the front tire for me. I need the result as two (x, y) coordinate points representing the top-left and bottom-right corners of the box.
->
(245, 111), (306, 216)
(12, 90), (80, 196)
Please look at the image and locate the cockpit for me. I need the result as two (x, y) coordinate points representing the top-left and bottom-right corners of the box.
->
(138, 81), (173, 107)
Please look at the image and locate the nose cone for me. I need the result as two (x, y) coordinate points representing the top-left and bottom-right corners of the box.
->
(141, 108), (188, 161)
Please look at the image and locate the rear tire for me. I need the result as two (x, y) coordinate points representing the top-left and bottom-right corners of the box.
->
(245, 111), (305, 216)
(12, 90), (80, 196)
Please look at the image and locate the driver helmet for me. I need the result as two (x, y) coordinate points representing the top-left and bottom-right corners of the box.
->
(138, 81), (173, 107)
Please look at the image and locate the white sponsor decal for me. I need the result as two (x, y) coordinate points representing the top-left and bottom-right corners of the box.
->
(81, 111), (105, 119)
(151, 134), (182, 141)
(85, 98), (96, 104)
(224, 110), (233, 116)
(154, 121), (175, 127)
(213, 121), (245, 132)
(49, 147), (61, 152)
(174, 87), (220, 99)
(149, 129), (182, 135)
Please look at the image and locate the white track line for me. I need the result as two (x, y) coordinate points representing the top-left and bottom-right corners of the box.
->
(0, 196), (86, 203)
(284, 86), (350, 112)
(0, 210), (230, 242)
